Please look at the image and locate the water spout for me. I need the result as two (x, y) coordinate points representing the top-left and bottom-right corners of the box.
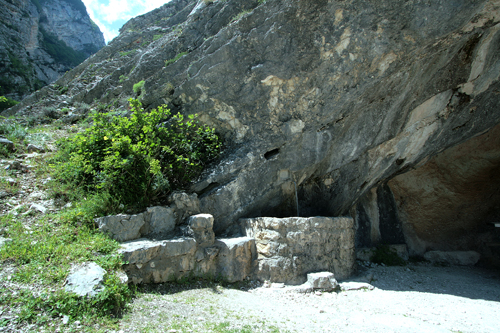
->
(294, 181), (300, 217)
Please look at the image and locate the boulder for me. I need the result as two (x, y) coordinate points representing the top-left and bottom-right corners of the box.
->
(306, 272), (338, 291)
(119, 238), (197, 284)
(214, 237), (256, 283)
(65, 262), (106, 297)
(423, 251), (481, 266)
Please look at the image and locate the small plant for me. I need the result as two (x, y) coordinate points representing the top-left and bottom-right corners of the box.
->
(119, 74), (128, 83)
(133, 80), (145, 95)
(53, 98), (221, 211)
(231, 10), (251, 22)
(119, 50), (135, 57)
(0, 117), (28, 145)
(153, 34), (163, 41)
(165, 52), (188, 67)
(370, 244), (407, 266)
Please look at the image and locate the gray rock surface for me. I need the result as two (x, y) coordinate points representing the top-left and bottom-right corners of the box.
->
(242, 216), (355, 284)
(119, 235), (256, 284)
(65, 262), (106, 297)
(423, 251), (481, 266)
(145, 206), (177, 236)
(214, 237), (256, 283)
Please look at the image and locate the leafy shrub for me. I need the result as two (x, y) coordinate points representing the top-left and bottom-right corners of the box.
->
(53, 98), (221, 211)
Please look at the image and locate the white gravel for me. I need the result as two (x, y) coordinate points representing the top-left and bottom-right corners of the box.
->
(118, 263), (500, 333)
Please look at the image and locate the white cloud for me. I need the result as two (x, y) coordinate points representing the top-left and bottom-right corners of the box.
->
(81, 0), (171, 43)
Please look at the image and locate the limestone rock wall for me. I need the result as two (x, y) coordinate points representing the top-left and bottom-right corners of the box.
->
(4, 0), (500, 244)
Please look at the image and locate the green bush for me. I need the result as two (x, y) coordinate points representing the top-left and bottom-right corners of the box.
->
(53, 98), (221, 211)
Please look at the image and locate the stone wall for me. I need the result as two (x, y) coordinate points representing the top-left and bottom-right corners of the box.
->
(113, 213), (355, 285)
(119, 214), (256, 284)
(241, 216), (355, 284)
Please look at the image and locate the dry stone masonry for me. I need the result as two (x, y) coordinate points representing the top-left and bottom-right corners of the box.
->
(241, 216), (355, 284)
(99, 209), (355, 285)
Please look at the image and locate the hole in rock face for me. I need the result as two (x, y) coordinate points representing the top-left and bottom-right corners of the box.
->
(264, 148), (280, 160)
(196, 182), (220, 198)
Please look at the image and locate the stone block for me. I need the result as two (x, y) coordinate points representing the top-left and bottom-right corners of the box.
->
(215, 237), (256, 283)
(95, 213), (145, 242)
(119, 238), (197, 284)
(188, 214), (215, 247)
(146, 206), (176, 236)
(339, 282), (374, 291)
(424, 251), (480, 266)
(241, 216), (355, 284)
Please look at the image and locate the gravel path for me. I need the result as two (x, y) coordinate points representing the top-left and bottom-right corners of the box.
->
(118, 263), (500, 333)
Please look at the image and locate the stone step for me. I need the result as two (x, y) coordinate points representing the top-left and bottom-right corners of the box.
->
(119, 233), (256, 284)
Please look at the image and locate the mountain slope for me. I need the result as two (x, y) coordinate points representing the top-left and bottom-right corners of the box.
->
(0, 0), (105, 101)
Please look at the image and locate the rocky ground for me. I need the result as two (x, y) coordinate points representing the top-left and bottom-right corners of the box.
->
(113, 262), (500, 333)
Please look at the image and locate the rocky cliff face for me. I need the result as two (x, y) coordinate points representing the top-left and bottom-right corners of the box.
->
(0, 0), (105, 100)
(5, 0), (500, 261)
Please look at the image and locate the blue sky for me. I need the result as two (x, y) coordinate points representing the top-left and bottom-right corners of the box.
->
(81, 0), (172, 43)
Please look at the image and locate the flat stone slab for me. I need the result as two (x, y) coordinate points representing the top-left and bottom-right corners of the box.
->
(119, 238), (196, 265)
(340, 282), (375, 291)
(65, 262), (105, 297)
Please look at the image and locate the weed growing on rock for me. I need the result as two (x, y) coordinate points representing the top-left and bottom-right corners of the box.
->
(53, 98), (221, 212)
(132, 80), (145, 95)
(165, 52), (188, 67)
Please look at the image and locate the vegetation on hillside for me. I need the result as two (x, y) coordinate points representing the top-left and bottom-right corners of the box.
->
(53, 98), (222, 212)
(0, 99), (222, 329)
